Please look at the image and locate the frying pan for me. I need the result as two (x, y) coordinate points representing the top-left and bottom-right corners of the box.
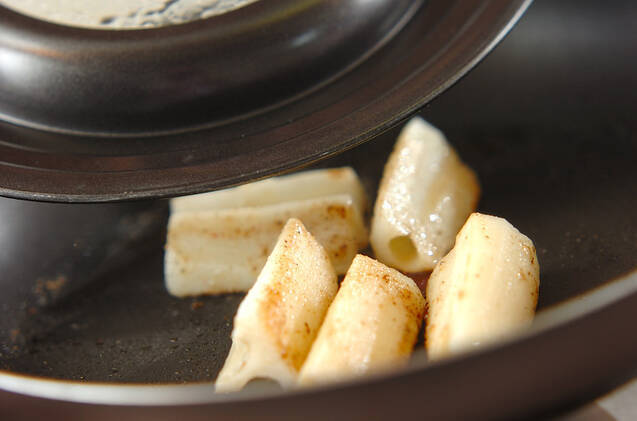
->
(1, 0), (637, 419)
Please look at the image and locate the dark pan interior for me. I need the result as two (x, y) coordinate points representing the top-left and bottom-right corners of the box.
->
(1, 0), (636, 389)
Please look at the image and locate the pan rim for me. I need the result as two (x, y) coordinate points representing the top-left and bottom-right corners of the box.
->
(1, 267), (635, 406)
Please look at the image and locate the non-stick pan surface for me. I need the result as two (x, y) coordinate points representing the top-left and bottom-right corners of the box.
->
(1, 0), (636, 419)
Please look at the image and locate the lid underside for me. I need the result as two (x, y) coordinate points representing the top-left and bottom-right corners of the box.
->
(0, 0), (531, 202)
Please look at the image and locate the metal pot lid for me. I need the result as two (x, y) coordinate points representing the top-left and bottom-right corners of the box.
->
(0, 0), (531, 202)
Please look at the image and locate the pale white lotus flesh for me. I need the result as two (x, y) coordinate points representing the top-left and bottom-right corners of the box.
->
(164, 194), (367, 296)
(299, 254), (426, 386)
(370, 117), (480, 273)
(215, 218), (338, 392)
(0, 0), (260, 29)
(170, 167), (367, 216)
(426, 213), (540, 360)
